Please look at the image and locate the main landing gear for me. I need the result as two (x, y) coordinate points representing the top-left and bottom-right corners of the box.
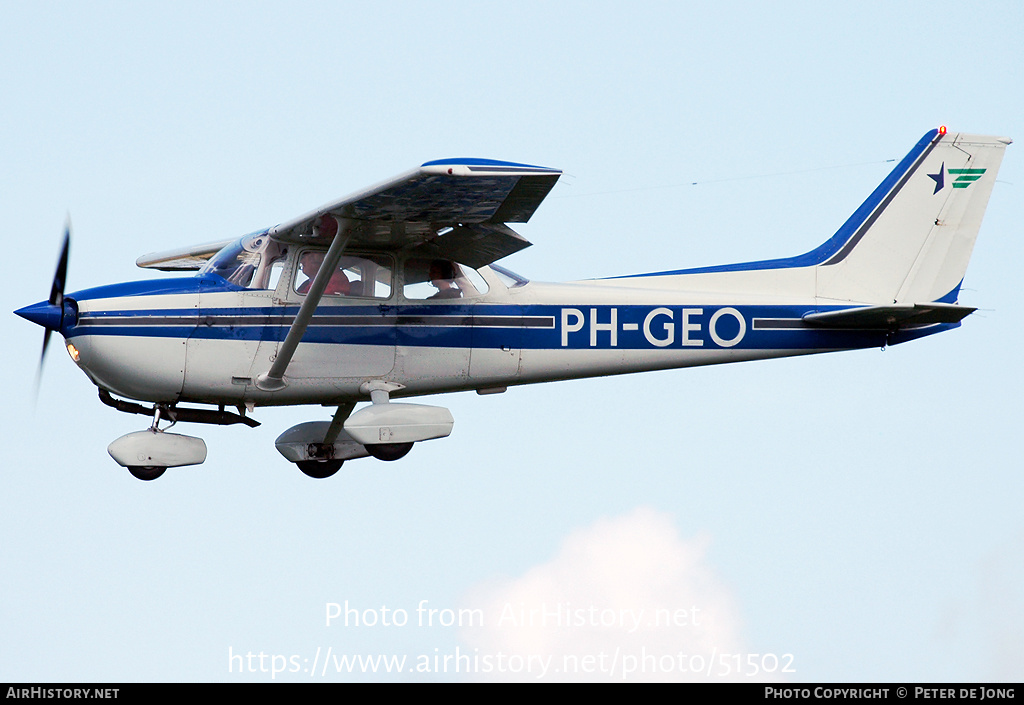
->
(275, 403), (365, 480)
(287, 440), (412, 476)
(275, 382), (451, 478)
(365, 443), (414, 461)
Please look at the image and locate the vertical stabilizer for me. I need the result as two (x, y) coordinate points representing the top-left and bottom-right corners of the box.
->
(815, 129), (1010, 304)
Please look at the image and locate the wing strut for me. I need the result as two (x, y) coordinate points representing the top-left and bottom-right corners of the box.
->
(256, 215), (351, 391)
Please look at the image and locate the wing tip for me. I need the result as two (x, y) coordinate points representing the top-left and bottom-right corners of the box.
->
(421, 157), (560, 174)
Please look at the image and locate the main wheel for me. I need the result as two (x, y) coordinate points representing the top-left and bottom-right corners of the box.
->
(365, 442), (413, 462)
(127, 465), (166, 481)
(296, 459), (344, 478)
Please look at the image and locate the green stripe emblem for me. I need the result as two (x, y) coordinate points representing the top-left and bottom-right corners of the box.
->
(948, 168), (986, 189)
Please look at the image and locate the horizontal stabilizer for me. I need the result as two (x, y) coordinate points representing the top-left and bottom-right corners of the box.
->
(802, 302), (976, 329)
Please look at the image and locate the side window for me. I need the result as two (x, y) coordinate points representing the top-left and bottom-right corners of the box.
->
(294, 251), (392, 299)
(403, 259), (489, 301)
(265, 259), (286, 291)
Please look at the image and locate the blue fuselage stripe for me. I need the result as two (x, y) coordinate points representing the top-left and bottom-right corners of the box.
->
(64, 303), (949, 351)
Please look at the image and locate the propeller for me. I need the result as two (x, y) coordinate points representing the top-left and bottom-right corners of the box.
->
(42, 225), (71, 370)
(15, 223), (73, 397)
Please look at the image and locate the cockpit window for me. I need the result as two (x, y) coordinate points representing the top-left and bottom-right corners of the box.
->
(294, 250), (393, 299)
(403, 259), (488, 301)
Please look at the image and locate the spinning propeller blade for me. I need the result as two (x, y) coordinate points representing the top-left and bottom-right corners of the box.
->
(29, 224), (71, 395)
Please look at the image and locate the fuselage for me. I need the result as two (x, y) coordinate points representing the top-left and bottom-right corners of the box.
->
(20, 130), (1007, 414)
(56, 264), (943, 409)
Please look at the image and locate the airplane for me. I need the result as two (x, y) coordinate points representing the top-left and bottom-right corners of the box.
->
(15, 127), (1010, 481)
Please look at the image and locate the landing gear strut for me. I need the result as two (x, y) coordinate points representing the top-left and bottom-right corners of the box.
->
(274, 404), (370, 478)
(294, 404), (352, 478)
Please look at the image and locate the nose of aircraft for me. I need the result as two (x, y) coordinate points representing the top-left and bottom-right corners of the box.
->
(15, 300), (65, 331)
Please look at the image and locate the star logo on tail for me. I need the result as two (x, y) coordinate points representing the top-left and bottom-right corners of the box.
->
(927, 164), (987, 194)
(927, 163), (945, 194)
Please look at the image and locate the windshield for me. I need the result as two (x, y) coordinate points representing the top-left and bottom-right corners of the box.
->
(199, 232), (269, 287)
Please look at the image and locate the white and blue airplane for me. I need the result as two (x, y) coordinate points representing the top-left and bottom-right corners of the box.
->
(16, 127), (1010, 480)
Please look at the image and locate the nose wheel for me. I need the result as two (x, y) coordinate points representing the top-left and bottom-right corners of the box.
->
(108, 408), (208, 481)
(126, 466), (167, 481)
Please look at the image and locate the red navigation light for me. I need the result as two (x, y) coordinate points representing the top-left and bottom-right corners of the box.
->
(938, 125), (947, 136)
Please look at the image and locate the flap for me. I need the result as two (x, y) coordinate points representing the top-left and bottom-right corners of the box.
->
(409, 223), (531, 269)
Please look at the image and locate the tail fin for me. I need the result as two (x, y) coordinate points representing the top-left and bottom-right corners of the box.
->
(815, 128), (1010, 304)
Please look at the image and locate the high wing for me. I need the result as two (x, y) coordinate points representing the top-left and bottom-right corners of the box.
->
(267, 158), (561, 268)
(136, 239), (235, 271)
(254, 157), (561, 392)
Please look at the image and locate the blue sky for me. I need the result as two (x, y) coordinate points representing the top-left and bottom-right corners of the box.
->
(3, 0), (1022, 682)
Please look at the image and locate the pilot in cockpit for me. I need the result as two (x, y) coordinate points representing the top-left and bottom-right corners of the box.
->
(296, 251), (350, 296)
(427, 259), (463, 300)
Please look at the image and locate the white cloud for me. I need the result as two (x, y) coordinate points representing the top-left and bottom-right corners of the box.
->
(977, 531), (1024, 681)
(933, 528), (1024, 681)
(459, 507), (772, 682)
